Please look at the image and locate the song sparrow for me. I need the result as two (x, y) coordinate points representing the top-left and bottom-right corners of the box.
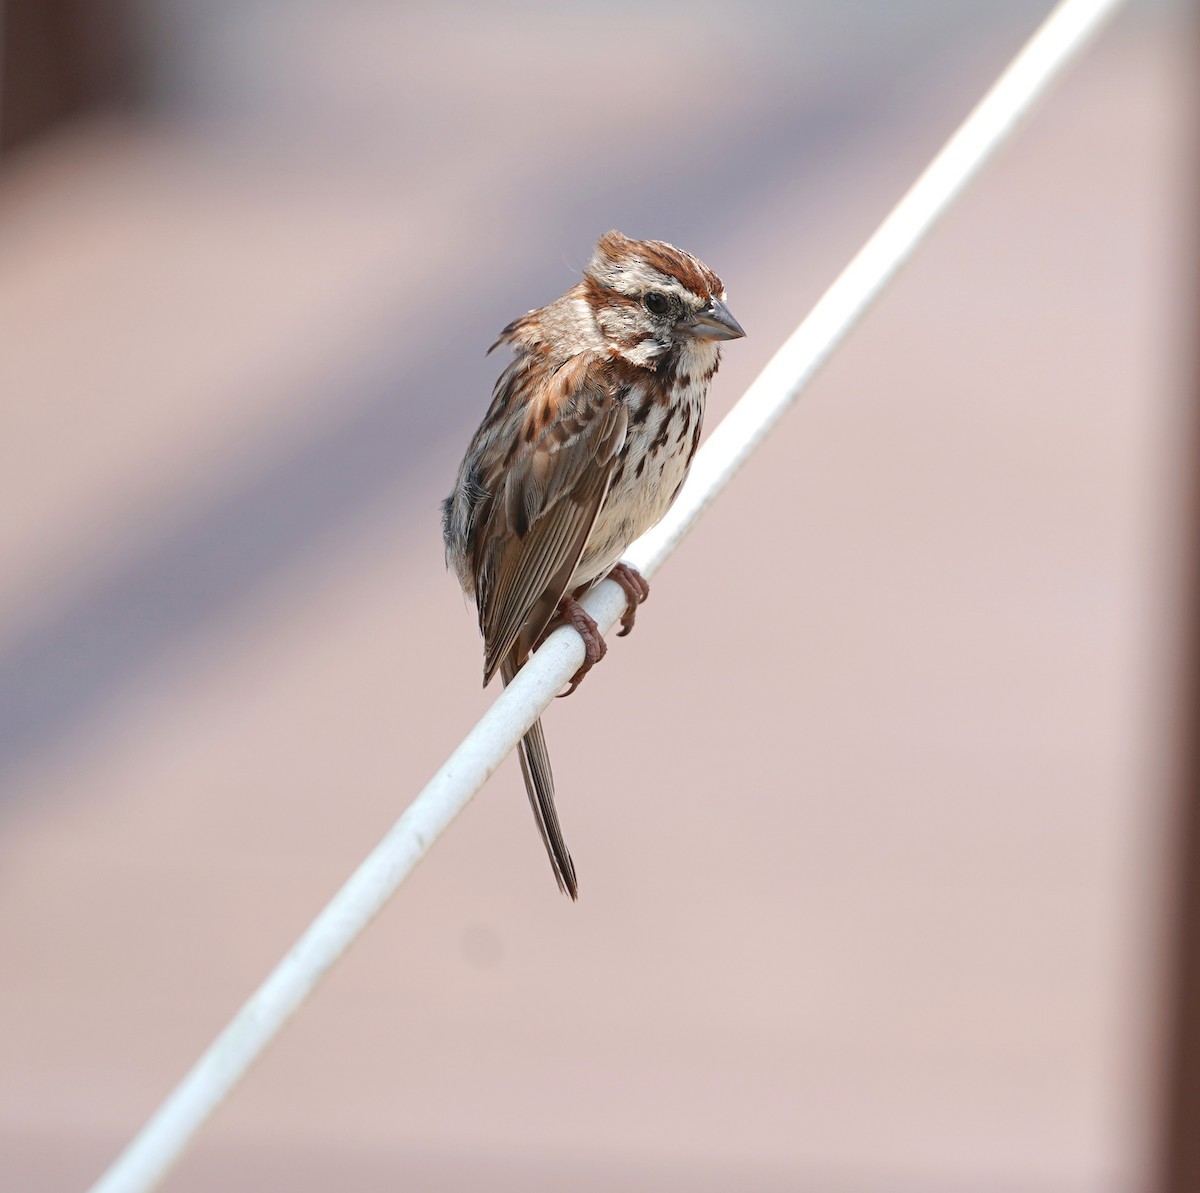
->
(443, 230), (744, 897)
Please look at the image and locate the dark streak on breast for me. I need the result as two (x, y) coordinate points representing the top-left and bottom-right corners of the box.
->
(629, 394), (653, 428)
(655, 345), (681, 392)
(648, 417), (673, 455)
(685, 418), (703, 468)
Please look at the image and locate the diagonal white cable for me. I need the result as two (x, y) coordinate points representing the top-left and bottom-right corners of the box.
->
(88, 1), (1128, 1189)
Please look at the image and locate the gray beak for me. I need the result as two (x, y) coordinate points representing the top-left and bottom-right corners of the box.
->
(689, 296), (746, 342)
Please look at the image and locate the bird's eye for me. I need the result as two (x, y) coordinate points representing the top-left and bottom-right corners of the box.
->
(643, 291), (669, 315)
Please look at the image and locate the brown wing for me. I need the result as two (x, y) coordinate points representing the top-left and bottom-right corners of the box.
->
(473, 352), (626, 686)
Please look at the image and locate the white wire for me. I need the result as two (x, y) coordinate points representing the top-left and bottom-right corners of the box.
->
(87, 1), (1129, 1189)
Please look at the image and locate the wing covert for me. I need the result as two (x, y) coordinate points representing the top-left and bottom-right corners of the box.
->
(473, 352), (626, 684)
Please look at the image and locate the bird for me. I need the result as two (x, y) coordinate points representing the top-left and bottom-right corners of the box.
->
(442, 230), (744, 898)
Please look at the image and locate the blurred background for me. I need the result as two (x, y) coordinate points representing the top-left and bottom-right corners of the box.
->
(1, 1), (1195, 1190)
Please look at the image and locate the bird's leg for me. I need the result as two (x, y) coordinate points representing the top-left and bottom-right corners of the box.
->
(537, 565), (649, 697)
(608, 563), (651, 637)
(537, 597), (607, 697)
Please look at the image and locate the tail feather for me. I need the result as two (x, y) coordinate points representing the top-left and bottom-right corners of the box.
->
(502, 657), (578, 898)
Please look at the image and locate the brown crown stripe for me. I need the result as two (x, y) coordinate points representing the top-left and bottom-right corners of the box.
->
(635, 243), (720, 301)
(593, 231), (721, 301)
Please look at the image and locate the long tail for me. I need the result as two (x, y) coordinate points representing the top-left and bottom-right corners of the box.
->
(502, 656), (578, 899)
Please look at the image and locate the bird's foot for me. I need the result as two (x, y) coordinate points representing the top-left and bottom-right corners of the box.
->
(539, 565), (649, 697)
(542, 597), (607, 697)
(609, 563), (651, 637)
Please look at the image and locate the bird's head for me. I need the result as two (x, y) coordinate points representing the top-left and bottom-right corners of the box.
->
(581, 230), (744, 370)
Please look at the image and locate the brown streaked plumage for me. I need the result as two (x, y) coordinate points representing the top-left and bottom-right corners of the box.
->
(443, 230), (744, 898)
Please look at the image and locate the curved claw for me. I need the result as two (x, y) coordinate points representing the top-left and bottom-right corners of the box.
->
(609, 563), (651, 637)
(547, 598), (607, 697)
(534, 567), (650, 697)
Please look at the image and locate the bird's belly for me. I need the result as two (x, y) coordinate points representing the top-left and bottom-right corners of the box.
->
(570, 393), (702, 591)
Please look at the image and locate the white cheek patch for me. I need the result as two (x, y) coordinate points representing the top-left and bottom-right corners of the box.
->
(624, 338), (665, 368)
